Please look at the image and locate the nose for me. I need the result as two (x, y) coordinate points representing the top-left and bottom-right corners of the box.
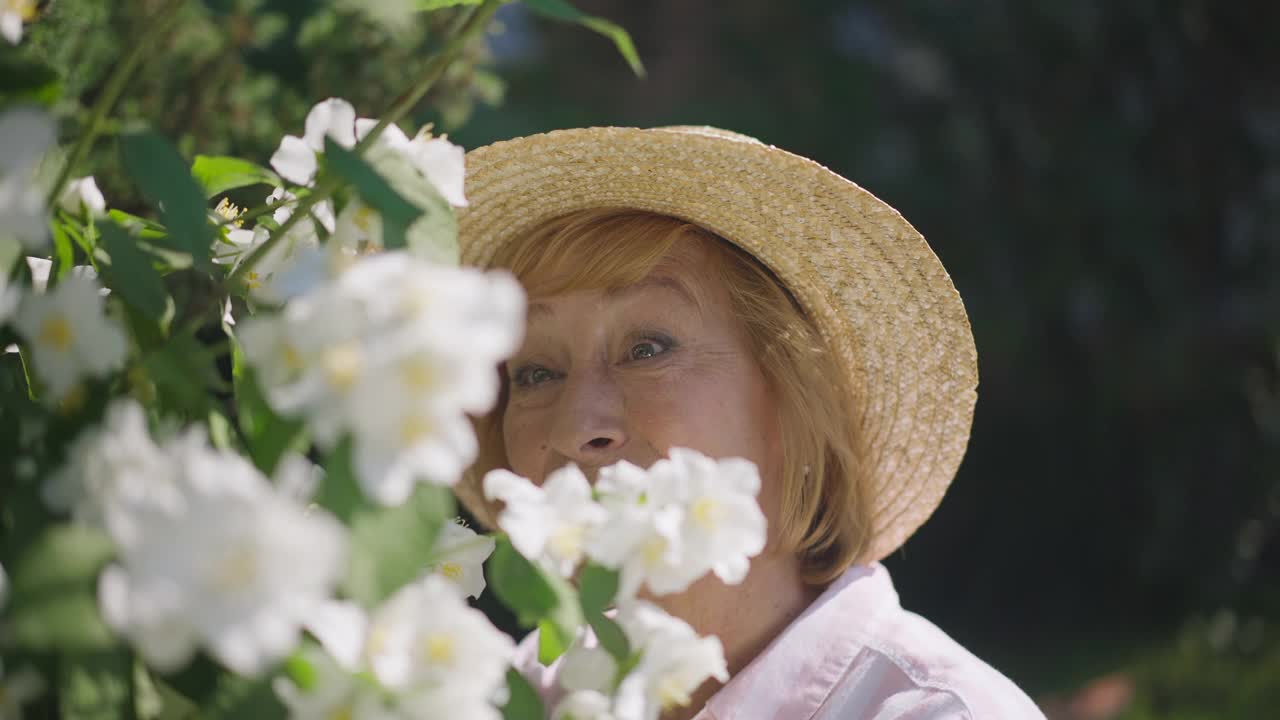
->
(548, 367), (629, 467)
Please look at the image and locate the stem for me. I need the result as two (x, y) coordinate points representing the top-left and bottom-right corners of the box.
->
(225, 0), (502, 291)
(46, 0), (188, 207)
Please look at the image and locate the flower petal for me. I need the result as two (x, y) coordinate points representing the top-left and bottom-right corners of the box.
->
(270, 135), (318, 186)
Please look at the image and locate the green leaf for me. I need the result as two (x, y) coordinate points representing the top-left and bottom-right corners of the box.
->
(0, 55), (63, 106)
(142, 332), (227, 419)
(231, 343), (304, 475)
(192, 156), (281, 198)
(59, 649), (132, 720)
(331, 441), (455, 606)
(119, 131), (214, 269)
(537, 616), (572, 666)
(578, 562), (619, 614)
(487, 538), (559, 627)
(577, 562), (632, 662)
(488, 538), (583, 664)
(52, 219), (77, 277)
(500, 667), (545, 720)
(4, 525), (117, 651)
(98, 222), (170, 319)
(524, 0), (645, 76)
(322, 137), (422, 250)
(587, 613), (631, 665)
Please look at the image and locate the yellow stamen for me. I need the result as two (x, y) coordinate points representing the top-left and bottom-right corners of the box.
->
(39, 314), (73, 351)
(440, 562), (463, 580)
(281, 343), (305, 371)
(424, 634), (455, 665)
(214, 543), (257, 591)
(322, 343), (363, 391)
(548, 525), (585, 564)
(691, 497), (720, 531)
(215, 198), (244, 227)
(641, 537), (668, 567)
(327, 706), (354, 720)
(244, 270), (262, 291)
(352, 206), (378, 233)
(656, 675), (692, 709)
(399, 356), (438, 391)
(366, 625), (389, 656)
(399, 414), (434, 446)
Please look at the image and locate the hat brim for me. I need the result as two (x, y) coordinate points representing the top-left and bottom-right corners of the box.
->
(457, 126), (978, 562)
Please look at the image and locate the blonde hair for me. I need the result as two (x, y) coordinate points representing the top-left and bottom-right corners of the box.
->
(460, 208), (872, 585)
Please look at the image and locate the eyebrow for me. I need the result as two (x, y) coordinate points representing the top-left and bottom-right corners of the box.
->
(526, 274), (702, 319)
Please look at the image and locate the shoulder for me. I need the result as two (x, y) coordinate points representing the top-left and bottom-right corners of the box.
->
(823, 605), (1045, 720)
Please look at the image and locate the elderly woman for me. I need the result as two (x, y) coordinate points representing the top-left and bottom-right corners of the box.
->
(454, 127), (1043, 719)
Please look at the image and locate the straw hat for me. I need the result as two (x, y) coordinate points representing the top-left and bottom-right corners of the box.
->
(456, 126), (977, 562)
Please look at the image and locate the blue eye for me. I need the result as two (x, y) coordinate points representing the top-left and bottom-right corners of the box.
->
(512, 365), (556, 387)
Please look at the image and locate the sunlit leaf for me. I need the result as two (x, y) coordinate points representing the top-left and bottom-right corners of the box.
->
(524, 0), (645, 76)
(192, 155), (281, 198)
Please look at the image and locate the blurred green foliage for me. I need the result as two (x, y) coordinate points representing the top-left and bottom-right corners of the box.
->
(6, 0), (502, 214)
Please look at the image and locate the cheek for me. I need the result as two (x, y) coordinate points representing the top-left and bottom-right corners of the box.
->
(627, 361), (779, 468)
(501, 404), (547, 479)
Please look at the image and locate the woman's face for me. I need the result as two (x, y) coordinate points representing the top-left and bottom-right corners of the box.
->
(501, 240), (783, 498)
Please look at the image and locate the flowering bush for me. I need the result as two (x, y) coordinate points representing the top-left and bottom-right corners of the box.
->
(0, 2), (757, 719)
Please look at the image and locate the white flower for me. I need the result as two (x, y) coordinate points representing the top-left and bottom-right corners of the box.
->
(559, 645), (617, 694)
(273, 645), (396, 720)
(220, 188), (336, 303)
(12, 273), (127, 402)
(57, 176), (106, 215)
(612, 602), (728, 720)
(0, 107), (55, 253)
(356, 119), (468, 208)
(364, 576), (512, 694)
(0, 660), (44, 720)
(586, 449), (766, 598)
(348, 389), (479, 505)
(43, 399), (173, 539)
(426, 519), (495, 599)
(98, 432), (347, 675)
(325, 125), (467, 265)
(25, 256), (100, 293)
(650, 448), (766, 587)
(586, 460), (685, 598)
(239, 252), (525, 504)
(484, 464), (608, 577)
(307, 576), (513, 719)
(552, 691), (617, 720)
(271, 98), (358, 186)
(0, 0), (36, 45)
